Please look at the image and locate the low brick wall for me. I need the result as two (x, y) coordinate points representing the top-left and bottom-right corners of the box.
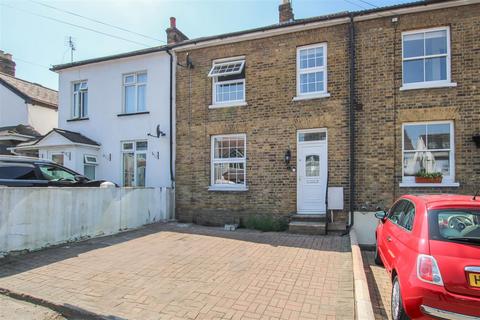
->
(0, 187), (174, 255)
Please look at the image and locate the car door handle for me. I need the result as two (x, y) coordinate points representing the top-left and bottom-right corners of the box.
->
(386, 236), (392, 242)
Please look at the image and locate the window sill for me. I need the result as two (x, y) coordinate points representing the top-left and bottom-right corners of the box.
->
(117, 111), (150, 117)
(208, 102), (247, 109)
(67, 117), (89, 122)
(399, 182), (460, 188)
(208, 186), (248, 192)
(292, 92), (331, 101)
(400, 82), (457, 91)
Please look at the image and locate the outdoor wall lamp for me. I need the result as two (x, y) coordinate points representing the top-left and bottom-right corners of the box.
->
(473, 134), (480, 148)
(284, 149), (295, 171)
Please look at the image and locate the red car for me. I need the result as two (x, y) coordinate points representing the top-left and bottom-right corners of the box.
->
(374, 194), (480, 320)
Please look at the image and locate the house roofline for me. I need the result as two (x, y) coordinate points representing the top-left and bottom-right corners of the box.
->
(50, 0), (479, 70)
(51, 45), (169, 72)
(171, 0), (479, 52)
(0, 77), (58, 109)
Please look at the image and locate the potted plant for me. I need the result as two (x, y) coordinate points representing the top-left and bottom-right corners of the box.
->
(415, 169), (443, 184)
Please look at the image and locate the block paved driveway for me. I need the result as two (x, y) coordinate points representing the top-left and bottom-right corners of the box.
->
(362, 251), (391, 320)
(0, 224), (354, 320)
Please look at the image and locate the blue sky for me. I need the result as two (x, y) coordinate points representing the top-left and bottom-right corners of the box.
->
(0, 0), (413, 90)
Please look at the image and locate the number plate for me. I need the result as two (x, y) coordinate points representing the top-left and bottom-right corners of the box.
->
(468, 272), (480, 288)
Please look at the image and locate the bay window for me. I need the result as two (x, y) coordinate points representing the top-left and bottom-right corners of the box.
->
(210, 134), (247, 190)
(402, 121), (456, 186)
(123, 72), (147, 113)
(208, 58), (245, 107)
(122, 141), (147, 187)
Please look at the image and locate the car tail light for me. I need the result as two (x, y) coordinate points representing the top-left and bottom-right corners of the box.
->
(417, 254), (444, 286)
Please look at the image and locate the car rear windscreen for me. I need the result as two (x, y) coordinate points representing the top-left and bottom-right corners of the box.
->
(429, 209), (480, 244)
(0, 163), (37, 180)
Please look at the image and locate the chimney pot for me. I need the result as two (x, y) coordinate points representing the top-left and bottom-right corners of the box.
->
(165, 17), (188, 44)
(170, 17), (176, 28)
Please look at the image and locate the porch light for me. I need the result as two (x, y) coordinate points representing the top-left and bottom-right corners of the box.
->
(284, 149), (292, 169)
(472, 134), (480, 147)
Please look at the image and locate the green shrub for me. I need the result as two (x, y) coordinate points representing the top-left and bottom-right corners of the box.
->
(415, 169), (443, 179)
(242, 215), (288, 232)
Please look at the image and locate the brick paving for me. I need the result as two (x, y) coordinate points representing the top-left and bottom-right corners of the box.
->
(0, 223), (354, 320)
(361, 251), (392, 320)
(0, 294), (65, 320)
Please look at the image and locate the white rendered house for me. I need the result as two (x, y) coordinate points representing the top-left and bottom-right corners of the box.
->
(16, 47), (176, 187)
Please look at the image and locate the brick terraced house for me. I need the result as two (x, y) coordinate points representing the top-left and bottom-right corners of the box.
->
(172, 0), (480, 234)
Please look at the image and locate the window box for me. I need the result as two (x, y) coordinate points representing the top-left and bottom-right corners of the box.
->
(415, 176), (442, 184)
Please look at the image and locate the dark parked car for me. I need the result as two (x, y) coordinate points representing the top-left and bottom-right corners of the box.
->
(0, 155), (115, 187)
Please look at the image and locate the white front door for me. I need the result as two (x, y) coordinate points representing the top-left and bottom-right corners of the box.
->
(297, 129), (328, 214)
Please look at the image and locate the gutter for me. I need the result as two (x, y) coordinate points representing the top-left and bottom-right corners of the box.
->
(348, 14), (356, 229)
(166, 49), (175, 188)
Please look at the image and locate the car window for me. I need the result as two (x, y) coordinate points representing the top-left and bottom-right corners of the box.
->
(388, 200), (407, 225)
(400, 202), (415, 231)
(430, 209), (480, 242)
(38, 165), (76, 181)
(0, 163), (37, 180)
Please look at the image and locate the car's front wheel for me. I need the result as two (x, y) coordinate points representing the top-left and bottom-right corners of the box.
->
(391, 276), (409, 320)
(374, 240), (383, 266)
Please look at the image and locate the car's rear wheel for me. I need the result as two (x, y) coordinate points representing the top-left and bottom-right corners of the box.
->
(391, 276), (409, 320)
(374, 240), (383, 266)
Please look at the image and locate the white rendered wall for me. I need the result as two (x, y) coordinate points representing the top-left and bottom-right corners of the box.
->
(57, 52), (174, 187)
(353, 212), (380, 245)
(0, 187), (174, 255)
(0, 85), (28, 127)
(27, 104), (58, 134)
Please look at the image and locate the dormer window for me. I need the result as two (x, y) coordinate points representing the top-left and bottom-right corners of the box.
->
(208, 58), (246, 108)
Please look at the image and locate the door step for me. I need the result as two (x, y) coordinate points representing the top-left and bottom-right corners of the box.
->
(290, 214), (326, 223)
(288, 221), (326, 235)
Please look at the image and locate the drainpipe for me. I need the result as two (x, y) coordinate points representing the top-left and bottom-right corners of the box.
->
(166, 49), (175, 188)
(348, 14), (356, 229)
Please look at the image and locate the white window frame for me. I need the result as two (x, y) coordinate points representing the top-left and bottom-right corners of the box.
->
(400, 121), (458, 187)
(209, 133), (247, 191)
(400, 26), (456, 91)
(209, 57), (246, 108)
(294, 43), (329, 101)
(121, 140), (147, 187)
(123, 71), (147, 113)
(83, 155), (97, 180)
(72, 80), (88, 119)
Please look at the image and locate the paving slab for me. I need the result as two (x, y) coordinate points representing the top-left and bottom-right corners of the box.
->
(0, 223), (354, 320)
(361, 251), (392, 320)
(0, 294), (65, 320)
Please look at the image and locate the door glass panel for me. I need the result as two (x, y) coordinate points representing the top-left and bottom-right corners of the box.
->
(123, 152), (134, 186)
(299, 132), (326, 142)
(305, 155), (320, 177)
(136, 153), (146, 187)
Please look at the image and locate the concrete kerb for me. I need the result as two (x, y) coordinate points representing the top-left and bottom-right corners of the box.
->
(350, 228), (375, 320)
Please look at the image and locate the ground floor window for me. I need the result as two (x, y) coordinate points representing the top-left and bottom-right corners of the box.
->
(122, 141), (147, 187)
(402, 121), (454, 184)
(51, 153), (64, 165)
(83, 155), (98, 180)
(210, 134), (246, 190)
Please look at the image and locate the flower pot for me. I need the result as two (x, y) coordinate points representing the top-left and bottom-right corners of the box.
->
(415, 176), (443, 184)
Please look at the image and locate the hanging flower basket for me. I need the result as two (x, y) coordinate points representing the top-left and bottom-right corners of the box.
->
(415, 170), (443, 184)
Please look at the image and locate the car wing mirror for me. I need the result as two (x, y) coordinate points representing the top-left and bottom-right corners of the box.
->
(374, 211), (387, 221)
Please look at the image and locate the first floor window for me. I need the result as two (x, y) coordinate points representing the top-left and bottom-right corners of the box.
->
(72, 81), (88, 118)
(122, 141), (147, 187)
(297, 43), (327, 96)
(402, 27), (450, 87)
(402, 121), (454, 184)
(83, 155), (98, 180)
(208, 59), (245, 106)
(211, 134), (246, 189)
(123, 72), (147, 113)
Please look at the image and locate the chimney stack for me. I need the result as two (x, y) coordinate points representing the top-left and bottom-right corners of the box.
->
(166, 17), (189, 44)
(279, 0), (294, 23)
(0, 50), (16, 76)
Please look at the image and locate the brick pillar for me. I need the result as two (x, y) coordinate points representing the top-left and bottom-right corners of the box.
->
(165, 17), (189, 44)
(0, 50), (15, 76)
(279, 0), (294, 23)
